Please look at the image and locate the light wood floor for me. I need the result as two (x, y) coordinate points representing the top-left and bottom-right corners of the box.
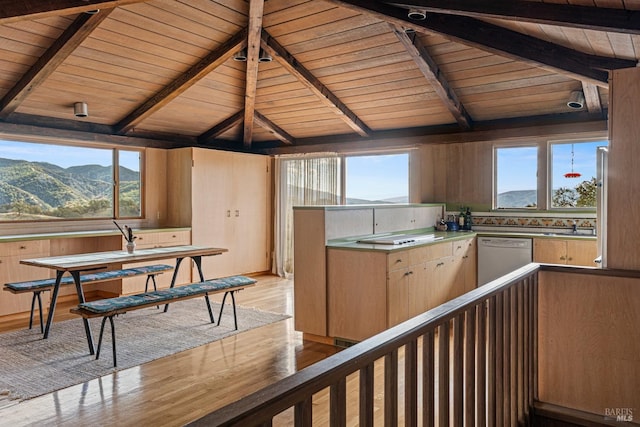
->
(0, 274), (340, 426)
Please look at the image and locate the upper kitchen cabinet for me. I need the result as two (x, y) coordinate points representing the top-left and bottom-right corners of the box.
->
(167, 148), (271, 278)
(374, 205), (443, 234)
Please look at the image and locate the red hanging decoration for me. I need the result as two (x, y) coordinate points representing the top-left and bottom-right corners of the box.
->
(564, 144), (581, 179)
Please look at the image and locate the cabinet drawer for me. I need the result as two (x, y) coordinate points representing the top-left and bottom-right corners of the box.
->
(408, 241), (453, 265)
(453, 238), (474, 257)
(158, 230), (190, 245)
(387, 251), (409, 271)
(0, 240), (49, 257)
(130, 233), (158, 249)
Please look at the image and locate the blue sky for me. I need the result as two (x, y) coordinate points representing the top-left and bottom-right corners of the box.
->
(1, 140), (140, 171)
(346, 153), (408, 200)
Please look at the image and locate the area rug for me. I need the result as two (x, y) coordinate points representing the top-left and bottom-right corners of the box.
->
(0, 299), (289, 401)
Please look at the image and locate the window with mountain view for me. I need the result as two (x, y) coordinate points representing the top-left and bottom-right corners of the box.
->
(495, 146), (538, 209)
(345, 153), (408, 204)
(0, 140), (142, 221)
(550, 140), (607, 209)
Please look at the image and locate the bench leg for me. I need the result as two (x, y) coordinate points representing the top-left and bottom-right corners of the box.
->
(29, 291), (45, 333)
(96, 315), (117, 368)
(218, 290), (239, 330)
(204, 294), (215, 324)
(145, 274), (160, 309)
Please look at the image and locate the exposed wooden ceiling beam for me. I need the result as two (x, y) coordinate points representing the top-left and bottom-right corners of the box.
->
(256, 114), (607, 155)
(114, 28), (248, 135)
(328, 0), (636, 87)
(242, 0), (264, 148)
(581, 82), (603, 117)
(0, 9), (113, 118)
(390, 24), (472, 130)
(254, 111), (295, 145)
(388, 0), (640, 35)
(198, 111), (244, 143)
(261, 30), (372, 137)
(0, 0), (146, 23)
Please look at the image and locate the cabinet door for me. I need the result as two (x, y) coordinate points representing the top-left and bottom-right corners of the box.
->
(533, 239), (568, 264)
(191, 150), (269, 278)
(566, 240), (598, 267)
(388, 268), (410, 327)
(407, 262), (429, 319)
(425, 257), (454, 310)
(0, 240), (51, 316)
(374, 207), (413, 233)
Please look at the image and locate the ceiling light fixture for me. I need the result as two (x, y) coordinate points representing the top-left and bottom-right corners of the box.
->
(233, 48), (247, 62)
(407, 8), (427, 20)
(567, 90), (585, 110)
(74, 102), (88, 118)
(259, 48), (272, 62)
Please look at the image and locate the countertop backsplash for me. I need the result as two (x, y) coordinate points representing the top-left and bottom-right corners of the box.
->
(444, 211), (597, 235)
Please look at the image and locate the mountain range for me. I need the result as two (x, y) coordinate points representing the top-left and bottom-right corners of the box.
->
(0, 157), (138, 211)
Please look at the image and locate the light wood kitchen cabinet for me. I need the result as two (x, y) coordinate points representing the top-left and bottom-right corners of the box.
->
(328, 238), (476, 342)
(533, 238), (598, 267)
(373, 205), (443, 233)
(167, 148), (271, 279)
(0, 240), (51, 316)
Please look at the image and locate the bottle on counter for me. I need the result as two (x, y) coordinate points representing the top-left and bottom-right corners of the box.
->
(458, 208), (465, 229)
(464, 207), (472, 231)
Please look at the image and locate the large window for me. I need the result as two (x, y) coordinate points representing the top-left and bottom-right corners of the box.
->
(345, 153), (409, 204)
(550, 140), (607, 208)
(494, 139), (608, 210)
(495, 146), (538, 209)
(0, 140), (142, 221)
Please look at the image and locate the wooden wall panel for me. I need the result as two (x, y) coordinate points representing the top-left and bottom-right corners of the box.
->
(538, 270), (640, 415)
(607, 67), (640, 270)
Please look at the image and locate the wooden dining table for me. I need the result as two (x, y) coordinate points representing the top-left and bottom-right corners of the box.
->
(20, 245), (227, 354)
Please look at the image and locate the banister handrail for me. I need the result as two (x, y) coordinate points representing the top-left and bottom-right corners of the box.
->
(188, 263), (541, 426)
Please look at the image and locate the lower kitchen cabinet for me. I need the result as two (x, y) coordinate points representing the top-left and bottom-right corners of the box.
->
(533, 238), (597, 267)
(327, 237), (476, 342)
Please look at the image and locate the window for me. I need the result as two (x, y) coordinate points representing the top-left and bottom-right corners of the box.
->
(0, 140), (143, 221)
(495, 146), (538, 209)
(550, 140), (607, 208)
(345, 153), (409, 204)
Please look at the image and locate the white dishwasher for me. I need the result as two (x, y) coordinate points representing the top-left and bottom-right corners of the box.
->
(477, 237), (532, 286)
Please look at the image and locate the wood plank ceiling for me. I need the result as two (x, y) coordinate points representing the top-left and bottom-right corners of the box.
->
(0, 0), (637, 155)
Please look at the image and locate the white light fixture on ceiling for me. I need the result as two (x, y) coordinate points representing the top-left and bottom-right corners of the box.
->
(74, 102), (88, 118)
(407, 8), (427, 20)
(233, 48), (247, 62)
(567, 90), (585, 110)
(259, 48), (272, 62)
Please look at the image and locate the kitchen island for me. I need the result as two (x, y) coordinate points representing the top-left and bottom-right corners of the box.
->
(326, 231), (476, 343)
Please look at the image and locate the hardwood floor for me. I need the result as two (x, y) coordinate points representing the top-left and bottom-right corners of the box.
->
(0, 274), (340, 426)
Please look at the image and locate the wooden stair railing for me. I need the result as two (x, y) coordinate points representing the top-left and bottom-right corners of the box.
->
(188, 264), (540, 426)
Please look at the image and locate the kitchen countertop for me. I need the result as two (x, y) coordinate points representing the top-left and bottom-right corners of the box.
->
(326, 228), (596, 253)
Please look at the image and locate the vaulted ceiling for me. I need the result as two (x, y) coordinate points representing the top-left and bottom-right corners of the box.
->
(0, 0), (636, 155)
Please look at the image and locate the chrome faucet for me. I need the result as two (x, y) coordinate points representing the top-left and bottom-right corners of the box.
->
(571, 220), (578, 234)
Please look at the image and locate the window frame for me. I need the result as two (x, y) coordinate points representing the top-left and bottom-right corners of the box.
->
(341, 151), (411, 205)
(546, 138), (607, 212)
(493, 144), (539, 210)
(492, 138), (607, 212)
(0, 138), (144, 223)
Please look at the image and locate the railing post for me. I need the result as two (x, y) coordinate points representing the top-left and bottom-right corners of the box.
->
(384, 350), (398, 427)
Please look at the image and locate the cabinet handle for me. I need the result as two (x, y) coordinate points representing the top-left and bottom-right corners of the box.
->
(559, 256), (566, 260)
(437, 262), (445, 267)
(394, 259), (402, 264)
(235, 210), (239, 217)
(20, 245), (26, 250)
(463, 255), (468, 259)
(226, 210), (231, 217)
(567, 257), (573, 261)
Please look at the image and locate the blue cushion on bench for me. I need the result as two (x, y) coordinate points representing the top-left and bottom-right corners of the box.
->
(77, 275), (257, 314)
(4, 264), (173, 292)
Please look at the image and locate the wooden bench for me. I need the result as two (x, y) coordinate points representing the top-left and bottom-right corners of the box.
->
(70, 275), (257, 367)
(3, 264), (174, 333)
